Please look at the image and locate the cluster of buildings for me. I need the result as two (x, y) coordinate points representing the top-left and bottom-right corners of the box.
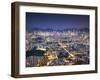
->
(26, 30), (89, 67)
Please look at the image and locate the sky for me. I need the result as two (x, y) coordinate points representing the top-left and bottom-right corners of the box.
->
(26, 12), (89, 32)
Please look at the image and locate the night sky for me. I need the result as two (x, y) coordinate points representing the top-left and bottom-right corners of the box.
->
(26, 12), (89, 32)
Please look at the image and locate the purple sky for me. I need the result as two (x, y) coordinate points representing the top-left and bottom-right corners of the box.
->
(26, 12), (89, 32)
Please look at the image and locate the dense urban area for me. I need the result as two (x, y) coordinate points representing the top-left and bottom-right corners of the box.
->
(26, 29), (89, 67)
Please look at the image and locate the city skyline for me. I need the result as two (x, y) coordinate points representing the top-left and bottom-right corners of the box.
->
(26, 12), (90, 67)
(26, 12), (89, 32)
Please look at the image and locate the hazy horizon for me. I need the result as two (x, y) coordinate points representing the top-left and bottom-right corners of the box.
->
(26, 12), (89, 32)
